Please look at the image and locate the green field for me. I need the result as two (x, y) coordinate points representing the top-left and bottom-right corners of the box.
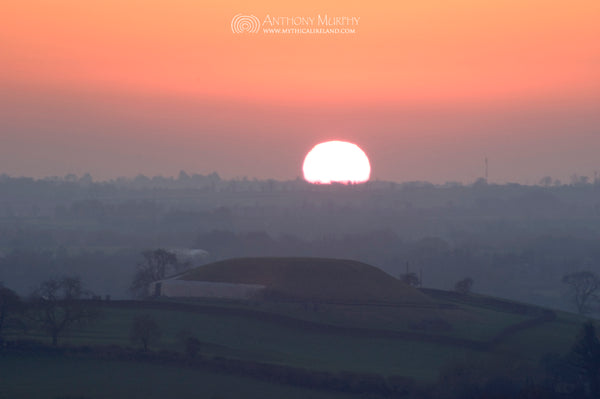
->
(7, 303), (471, 380)
(0, 353), (361, 399)
(3, 293), (586, 383)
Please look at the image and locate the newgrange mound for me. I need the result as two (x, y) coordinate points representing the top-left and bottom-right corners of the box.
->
(160, 257), (431, 304)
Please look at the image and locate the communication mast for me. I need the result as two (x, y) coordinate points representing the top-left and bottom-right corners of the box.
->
(485, 156), (488, 182)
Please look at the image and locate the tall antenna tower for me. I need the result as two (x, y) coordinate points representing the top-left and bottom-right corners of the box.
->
(485, 156), (488, 182)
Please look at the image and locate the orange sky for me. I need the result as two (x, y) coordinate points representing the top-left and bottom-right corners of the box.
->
(1, 0), (599, 182)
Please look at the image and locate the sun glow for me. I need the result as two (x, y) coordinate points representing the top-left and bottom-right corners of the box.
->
(302, 141), (371, 184)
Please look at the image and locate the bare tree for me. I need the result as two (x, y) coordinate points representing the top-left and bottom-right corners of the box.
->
(400, 272), (421, 287)
(29, 276), (98, 346)
(130, 314), (161, 352)
(130, 249), (182, 298)
(455, 277), (474, 295)
(539, 176), (553, 187)
(0, 284), (23, 341)
(562, 271), (600, 315)
(177, 328), (202, 358)
(569, 322), (600, 397)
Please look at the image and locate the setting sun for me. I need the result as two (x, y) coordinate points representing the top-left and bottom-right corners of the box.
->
(302, 141), (371, 184)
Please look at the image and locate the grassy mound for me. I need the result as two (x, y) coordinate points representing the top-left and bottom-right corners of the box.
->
(178, 257), (430, 304)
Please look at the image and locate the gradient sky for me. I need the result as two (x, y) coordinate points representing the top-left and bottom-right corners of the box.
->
(1, 0), (599, 183)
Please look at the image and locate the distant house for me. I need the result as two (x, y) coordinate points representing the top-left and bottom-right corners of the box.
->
(169, 248), (209, 267)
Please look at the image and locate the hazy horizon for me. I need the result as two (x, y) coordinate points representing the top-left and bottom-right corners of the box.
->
(2, 88), (599, 185)
(2, 0), (599, 184)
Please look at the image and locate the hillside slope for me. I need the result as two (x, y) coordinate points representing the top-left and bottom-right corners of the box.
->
(178, 257), (431, 304)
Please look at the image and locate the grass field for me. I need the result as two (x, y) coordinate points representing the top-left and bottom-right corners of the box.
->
(8, 303), (475, 381)
(0, 353), (362, 399)
(4, 293), (586, 383)
(492, 310), (588, 361)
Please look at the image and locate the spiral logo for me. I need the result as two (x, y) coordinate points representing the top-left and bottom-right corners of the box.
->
(231, 14), (261, 33)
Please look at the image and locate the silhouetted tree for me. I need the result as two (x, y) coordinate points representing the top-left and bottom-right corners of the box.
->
(539, 176), (553, 187)
(0, 284), (23, 340)
(130, 249), (179, 298)
(177, 328), (202, 358)
(562, 271), (600, 315)
(130, 314), (161, 352)
(400, 272), (421, 287)
(455, 277), (473, 294)
(569, 322), (600, 397)
(185, 336), (202, 358)
(29, 277), (98, 346)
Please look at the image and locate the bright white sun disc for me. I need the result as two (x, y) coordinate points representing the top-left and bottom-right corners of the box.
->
(302, 141), (371, 184)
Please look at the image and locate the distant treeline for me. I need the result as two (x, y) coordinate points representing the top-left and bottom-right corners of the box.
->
(1, 174), (600, 310)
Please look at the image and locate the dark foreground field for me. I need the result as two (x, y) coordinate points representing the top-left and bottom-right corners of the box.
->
(0, 353), (361, 399)
(1, 286), (591, 399)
